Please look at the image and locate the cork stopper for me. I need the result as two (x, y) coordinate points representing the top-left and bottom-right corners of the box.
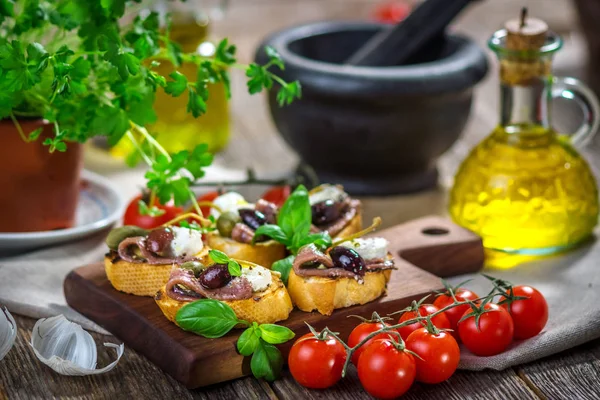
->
(505, 8), (548, 51)
(500, 8), (551, 86)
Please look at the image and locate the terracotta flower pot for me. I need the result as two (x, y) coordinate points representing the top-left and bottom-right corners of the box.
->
(0, 119), (83, 232)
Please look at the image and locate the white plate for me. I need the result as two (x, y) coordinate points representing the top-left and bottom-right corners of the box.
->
(0, 170), (124, 255)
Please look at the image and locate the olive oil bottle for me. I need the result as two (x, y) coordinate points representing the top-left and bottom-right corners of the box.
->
(111, 2), (229, 159)
(449, 10), (600, 261)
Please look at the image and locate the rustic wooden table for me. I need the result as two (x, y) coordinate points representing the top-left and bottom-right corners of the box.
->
(3, 0), (600, 399)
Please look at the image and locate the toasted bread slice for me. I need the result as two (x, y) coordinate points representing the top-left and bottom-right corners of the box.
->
(105, 247), (210, 297)
(206, 233), (286, 268)
(287, 268), (392, 316)
(333, 212), (362, 239)
(155, 270), (293, 325)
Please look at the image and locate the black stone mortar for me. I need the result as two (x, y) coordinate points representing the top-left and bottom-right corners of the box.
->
(256, 21), (489, 195)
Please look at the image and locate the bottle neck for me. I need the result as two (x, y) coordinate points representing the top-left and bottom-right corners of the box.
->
(500, 77), (550, 128)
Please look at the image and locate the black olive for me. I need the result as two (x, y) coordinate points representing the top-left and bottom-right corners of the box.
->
(311, 200), (342, 226)
(239, 209), (267, 230)
(198, 264), (232, 289)
(145, 227), (174, 256)
(329, 246), (366, 276)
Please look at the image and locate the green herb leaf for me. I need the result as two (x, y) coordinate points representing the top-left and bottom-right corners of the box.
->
(175, 299), (242, 338)
(258, 324), (295, 344)
(253, 224), (289, 245)
(215, 38), (236, 65)
(137, 200), (165, 217)
(276, 81), (302, 106)
(246, 63), (272, 94)
(278, 185), (311, 247)
(250, 339), (284, 382)
(164, 71), (188, 97)
(228, 260), (241, 277)
(209, 249), (230, 264)
(298, 232), (332, 251)
(28, 127), (43, 141)
(271, 255), (295, 285)
(237, 326), (260, 356)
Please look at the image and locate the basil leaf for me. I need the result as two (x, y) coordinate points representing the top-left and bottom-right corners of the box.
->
(253, 224), (290, 245)
(250, 339), (284, 382)
(175, 299), (240, 338)
(277, 185), (311, 242)
(228, 260), (241, 277)
(298, 232), (332, 251)
(271, 255), (295, 285)
(258, 324), (295, 344)
(237, 326), (260, 356)
(209, 249), (230, 264)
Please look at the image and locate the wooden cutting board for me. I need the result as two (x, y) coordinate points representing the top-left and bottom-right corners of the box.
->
(64, 216), (483, 388)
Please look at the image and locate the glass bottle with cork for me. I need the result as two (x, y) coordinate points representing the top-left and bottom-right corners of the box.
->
(449, 9), (600, 264)
(111, 0), (230, 160)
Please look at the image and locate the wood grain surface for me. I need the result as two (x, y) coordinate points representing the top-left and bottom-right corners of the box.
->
(63, 216), (482, 388)
(3, 0), (600, 398)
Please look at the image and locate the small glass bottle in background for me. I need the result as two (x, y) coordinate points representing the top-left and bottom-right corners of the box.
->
(110, 0), (231, 161)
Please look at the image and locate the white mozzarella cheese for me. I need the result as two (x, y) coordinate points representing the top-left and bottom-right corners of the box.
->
(210, 192), (252, 218)
(309, 184), (347, 205)
(241, 265), (272, 292)
(169, 226), (204, 257)
(340, 237), (389, 261)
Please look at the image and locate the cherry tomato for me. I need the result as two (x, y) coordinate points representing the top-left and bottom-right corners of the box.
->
(357, 339), (416, 399)
(196, 191), (220, 217)
(288, 333), (347, 389)
(500, 285), (548, 340)
(433, 288), (479, 339)
(374, 1), (411, 24)
(405, 328), (460, 383)
(261, 185), (291, 208)
(123, 195), (182, 229)
(458, 303), (514, 356)
(397, 304), (451, 341)
(347, 321), (391, 365)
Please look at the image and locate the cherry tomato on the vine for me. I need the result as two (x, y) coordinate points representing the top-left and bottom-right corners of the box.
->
(357, 339), (416, 399)
(458, 303), (514, 356)
(196, 191), (220, 217)
(500, 285), (548, 340)
(397, 304), (451, 341)
(405, 328), (460, 383)
(347, 321), (392, 365)
(433, 288), (479, 339)
(288, 333), (347, 389)
(261, 185), (291, 208)
(123, 194), (182, 229)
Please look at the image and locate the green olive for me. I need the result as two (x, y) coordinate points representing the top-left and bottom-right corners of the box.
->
(180, 261), (207, 277)
(106, 225), (149, 251)
(217, 211), (241, 238)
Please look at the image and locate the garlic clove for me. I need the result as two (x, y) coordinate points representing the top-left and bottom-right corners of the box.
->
(0, 307), (17, 360)
(30, 315), (124, 376)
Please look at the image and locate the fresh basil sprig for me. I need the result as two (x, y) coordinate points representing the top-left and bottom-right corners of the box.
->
(175, 300), (295, 381)
(209, 249), (241, 277)
(253, 185), (332, 283)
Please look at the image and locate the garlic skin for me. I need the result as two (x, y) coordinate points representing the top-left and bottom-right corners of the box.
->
(0, 307), (17, 360)
(30, 315), (124, 376)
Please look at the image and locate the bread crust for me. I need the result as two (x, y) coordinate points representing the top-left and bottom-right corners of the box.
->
(205, 233), (286, 268)
(287, 268), (392, 316)
(333, 212), (363, 239)
(105, 247), (210, 297)
(155, 271), (293, 325)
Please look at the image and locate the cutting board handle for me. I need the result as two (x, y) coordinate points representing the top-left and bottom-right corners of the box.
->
(377, 216), (484, 277)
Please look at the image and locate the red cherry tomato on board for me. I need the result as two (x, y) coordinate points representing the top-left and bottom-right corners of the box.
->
(374, 1), (411, 24)
(347, 321), (392, 365)
(261, 185), (291, 208)
(196, 191), (220, 217)
(500, 285), (548, 340)
(458, 303), (514, 356)
(123, 195), (182, 229)
(433, 288), (479, 339)
(397, 304), (451, 341)
(405, 328), (460, 384)
(357, 339), (416, 399)
(288, 332), (347, 389)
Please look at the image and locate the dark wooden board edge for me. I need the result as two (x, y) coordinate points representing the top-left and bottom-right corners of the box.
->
(65, 262), (443, 388)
